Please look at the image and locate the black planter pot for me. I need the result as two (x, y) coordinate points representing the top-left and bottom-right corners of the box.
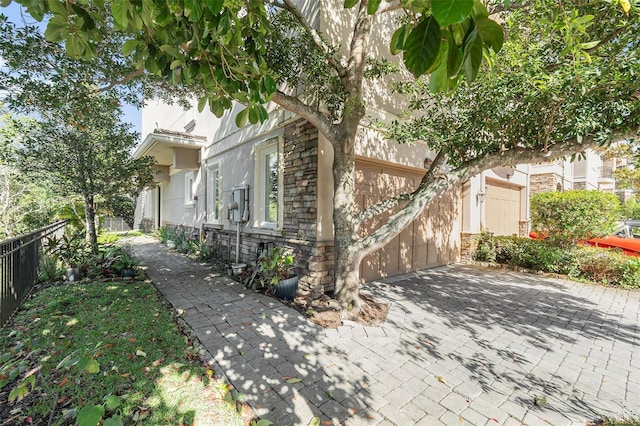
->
(274, 275), (299, 301)
(120, 268), (135, 278)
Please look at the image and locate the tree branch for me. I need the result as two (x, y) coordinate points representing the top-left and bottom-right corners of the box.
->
(546, 25), (631, 72)
(377, 0), (403, 14)
(91, 67), (144, 94)
(357, 149), (446, 226)
(278, 0), (346, 77)
(345, 1), (373, 97)
(357, 126), (640, 255)
(272, 90), (337, 140)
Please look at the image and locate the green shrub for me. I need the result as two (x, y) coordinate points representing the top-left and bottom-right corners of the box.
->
(531, 190), (621, 246)
(622, 197), (640, 220)
(474, 234), (640, 288)
(97, 232), (119, 244)
(155, 226), (172, 243)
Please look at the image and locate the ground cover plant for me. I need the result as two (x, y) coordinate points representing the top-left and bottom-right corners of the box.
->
(474, 233), (640, 288)
(0, 280), (245, 425)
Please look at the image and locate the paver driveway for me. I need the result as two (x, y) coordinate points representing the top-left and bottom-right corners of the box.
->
(130, 236), (640, 425)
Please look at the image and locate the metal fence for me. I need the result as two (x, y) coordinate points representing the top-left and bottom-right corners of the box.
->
(101, 216), (131, 232)
(0, 221), (67, 327)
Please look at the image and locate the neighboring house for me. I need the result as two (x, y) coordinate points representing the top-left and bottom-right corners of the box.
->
(529, 149), (632, 196)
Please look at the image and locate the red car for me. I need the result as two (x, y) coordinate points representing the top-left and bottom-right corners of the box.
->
(582, 220), (640, 256)
(530, 220), (640, 257)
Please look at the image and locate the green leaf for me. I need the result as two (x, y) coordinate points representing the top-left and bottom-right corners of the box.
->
(580, 40), (600, 49)
(121, 39), (139, 56)
(471, 0), (489, 19)
(263, 76), (276, 95)
(47, 0), (68, 17)
(103, 416), (124, 426)
(308, 418), (321, 426)
(256, 420), (273, 426)
(9, 382), (29, 402)
(65, 32), (86, 59)
(184, 0), (203, 21)
(77, 356), (100, 374)
(103, 395), (122, 410)
(111, 0), (129, 29)
(248, 106), (260, 124)
(44, 15), (70, 43)
(475, 17), (504, 52)
(76, 404), (105, 426)
(429, 51), (450, 93)
(432, 0), (473, 26)
(390, 24), (411, 55)
(207, 0), (224, 14)
(463, 34), (483, 82)
(159, 44), (181, 58)
(344, 0), (359, 8)
(403, 16), (442, 78)
(285, 377), (302, 384)
(446, 32), (462, 78)
(235, 107), (249, 128)
(367, 0), (381, 14)
(197, 96), (208, 113)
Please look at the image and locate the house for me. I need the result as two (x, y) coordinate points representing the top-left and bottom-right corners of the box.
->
(132, 2), (631, 296)
(133, 2), (468, 297)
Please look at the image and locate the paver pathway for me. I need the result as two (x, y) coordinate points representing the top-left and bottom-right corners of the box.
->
(130, 236), (640, 425)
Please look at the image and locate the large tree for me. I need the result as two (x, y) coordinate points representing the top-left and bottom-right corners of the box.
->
(0, 109), (62, 239)
(2, 95), (154, 252)
(5, 0), (639, 311)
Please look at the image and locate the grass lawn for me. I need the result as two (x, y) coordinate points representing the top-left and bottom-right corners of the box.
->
(0, 279), (245, 425)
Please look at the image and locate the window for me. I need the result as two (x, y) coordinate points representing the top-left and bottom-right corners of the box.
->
(184, 171), (195, 205)
(265, 151), (278, 223)
(207, 164), (221, 223)
(254, 136), (283, 228)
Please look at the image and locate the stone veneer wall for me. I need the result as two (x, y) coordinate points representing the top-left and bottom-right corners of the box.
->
(460, 233), (479, 264)
(201, 119), (335, 297)
(519, 221), (529, 238)
(529, 173), (563, 195)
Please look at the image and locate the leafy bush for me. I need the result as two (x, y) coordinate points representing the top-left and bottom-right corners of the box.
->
(622, 197), (640, 220)
(156, 226), (213, 261)
(474, 234), (640, 288)
(531, 190), (621, 245)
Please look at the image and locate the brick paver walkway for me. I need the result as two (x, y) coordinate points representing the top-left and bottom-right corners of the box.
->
(130, 236), (640, 425)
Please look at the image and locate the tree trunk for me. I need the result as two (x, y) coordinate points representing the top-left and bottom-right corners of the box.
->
(331, 126), (365, 309)
(83, 193), (99, 254)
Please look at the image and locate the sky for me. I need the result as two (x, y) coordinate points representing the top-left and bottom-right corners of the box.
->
(1, 2), (143, 137)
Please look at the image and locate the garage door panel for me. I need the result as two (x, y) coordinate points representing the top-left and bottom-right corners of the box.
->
(356, 160), (460, 281)
(486, 181), (521, 236)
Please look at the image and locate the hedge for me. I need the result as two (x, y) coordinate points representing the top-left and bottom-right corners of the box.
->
(474, 233), (640, 288)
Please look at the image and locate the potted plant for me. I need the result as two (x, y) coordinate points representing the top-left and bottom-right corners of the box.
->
(113, 245), (138, 278)
(44, 233), (86, 282)
(252, 247), (298, 300)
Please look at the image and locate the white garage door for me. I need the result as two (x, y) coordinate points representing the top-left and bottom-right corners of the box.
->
(485, 180), (522, 236)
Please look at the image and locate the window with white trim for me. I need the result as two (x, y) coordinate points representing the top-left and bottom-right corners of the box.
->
(207, 164), (221, 223)
(184, 171), (195, 205)
(254, 137), (283, 228)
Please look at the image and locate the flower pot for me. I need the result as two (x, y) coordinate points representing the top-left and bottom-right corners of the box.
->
(232, 263), (247, 275)
(120, 268), (135, 278)
(275, 275), (299, 301)
(66, 267), (82, 282)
